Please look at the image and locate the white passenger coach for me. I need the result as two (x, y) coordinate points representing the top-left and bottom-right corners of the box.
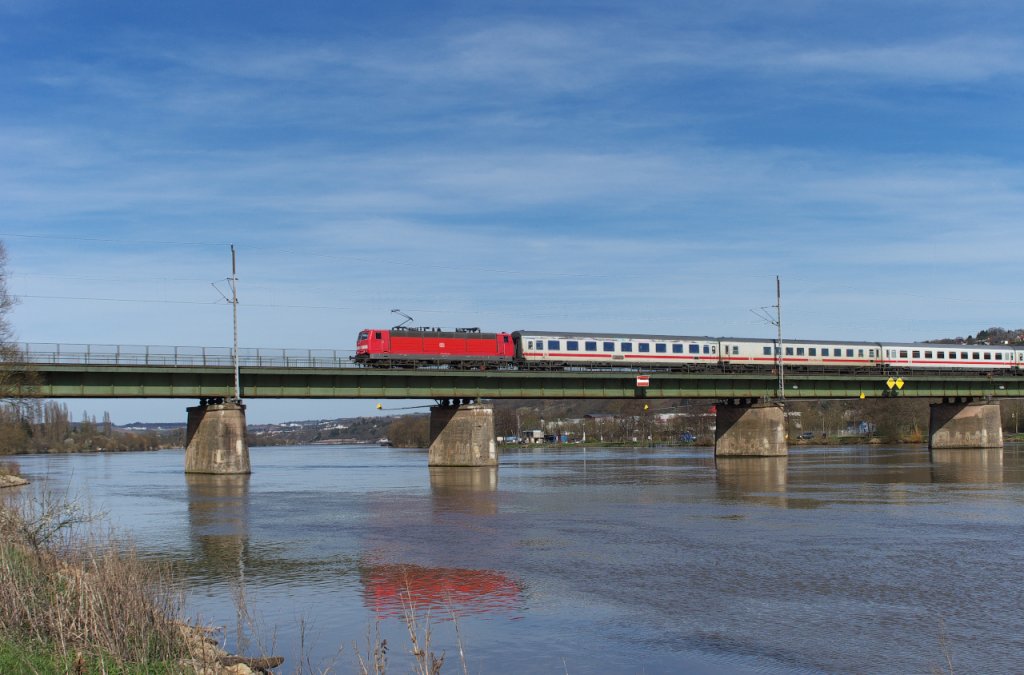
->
(513, 331), (719, 369)
(513, 331), (1024, 373)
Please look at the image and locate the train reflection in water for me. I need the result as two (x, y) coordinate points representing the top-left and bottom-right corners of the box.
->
(360, 563), (522, 618)
(360, 466), (519, 618)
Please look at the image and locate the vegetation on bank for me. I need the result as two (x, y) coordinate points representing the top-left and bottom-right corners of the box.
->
(0, 401), (181, 455)
(0, 489), (199, 672)
(388, 396), (1024, 449)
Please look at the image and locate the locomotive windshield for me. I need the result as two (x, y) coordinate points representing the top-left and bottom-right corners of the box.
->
(358, 331), (369, 341)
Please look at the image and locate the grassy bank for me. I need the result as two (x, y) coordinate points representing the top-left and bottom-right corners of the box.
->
(0, 489), (233, 673)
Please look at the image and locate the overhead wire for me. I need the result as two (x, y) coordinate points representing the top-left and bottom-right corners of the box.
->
(7, 231), (1021, 339)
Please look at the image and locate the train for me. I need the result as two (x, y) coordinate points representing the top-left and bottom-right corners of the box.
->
(354, 326), (1024, 373)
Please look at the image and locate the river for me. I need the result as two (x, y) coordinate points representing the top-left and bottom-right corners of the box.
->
(7, 443), (1024, 673)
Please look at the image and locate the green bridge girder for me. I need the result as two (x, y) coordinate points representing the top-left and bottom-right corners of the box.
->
(22, 363), (1024, 400)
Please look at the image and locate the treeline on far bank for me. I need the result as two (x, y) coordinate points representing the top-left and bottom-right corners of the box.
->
(385, 397), (1024, 448)
(0, 401), (182, 456)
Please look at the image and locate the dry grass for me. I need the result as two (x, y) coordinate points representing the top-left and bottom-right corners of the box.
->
(0, 487), (208, 671)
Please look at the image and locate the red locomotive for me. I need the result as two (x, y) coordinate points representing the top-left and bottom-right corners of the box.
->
(355, 327), (515, 366)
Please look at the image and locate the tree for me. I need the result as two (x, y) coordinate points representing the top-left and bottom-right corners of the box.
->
(0, 241), (35, 405)
(386, 415), (430, 448)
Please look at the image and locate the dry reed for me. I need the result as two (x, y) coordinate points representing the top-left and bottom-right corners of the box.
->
(0, 486), (206, 671)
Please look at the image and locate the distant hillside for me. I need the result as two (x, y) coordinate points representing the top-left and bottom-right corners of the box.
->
(247, 415), (396, 445)
(927, 327), (1024, 345)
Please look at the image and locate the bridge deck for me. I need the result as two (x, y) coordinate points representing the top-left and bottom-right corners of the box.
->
(11, 343), (1022, 399)
(21, 364), (1024, 400)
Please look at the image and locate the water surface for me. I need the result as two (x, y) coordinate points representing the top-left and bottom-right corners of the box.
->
(10, 443), (1024, 673)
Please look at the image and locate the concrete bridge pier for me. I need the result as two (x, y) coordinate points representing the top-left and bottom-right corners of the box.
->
(428, 400), (498, 467)
(184, 399), (251, 474)
(715, 400), (788, 457)
(928, 399), (1003, 450)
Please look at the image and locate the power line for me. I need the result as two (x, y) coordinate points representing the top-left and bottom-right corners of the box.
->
(10, 294), (556, 316)
(17, 294), (221, 306)
(1, 231), (645, 280)
(0, 232), (226, 247)
(17, 273), (214, 283)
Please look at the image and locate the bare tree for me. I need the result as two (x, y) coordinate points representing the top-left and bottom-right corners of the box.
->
(0, 242), (35, 405)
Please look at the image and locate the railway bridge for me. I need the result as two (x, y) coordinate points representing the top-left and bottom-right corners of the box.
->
(12, 343), (1018, 473)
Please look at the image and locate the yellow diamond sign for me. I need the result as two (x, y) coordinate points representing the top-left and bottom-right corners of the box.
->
(895, 378), (905, 390)
(886, 377), (896, 389)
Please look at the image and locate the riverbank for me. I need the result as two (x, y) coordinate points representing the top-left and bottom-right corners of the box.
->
(0, 473), (28, 488)
(0, 489), (280, 674)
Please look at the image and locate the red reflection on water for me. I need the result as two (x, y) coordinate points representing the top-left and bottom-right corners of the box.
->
(361, 563), (522, 618)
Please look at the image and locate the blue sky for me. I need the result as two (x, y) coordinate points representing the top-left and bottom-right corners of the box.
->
(4, 1), (1024, 423)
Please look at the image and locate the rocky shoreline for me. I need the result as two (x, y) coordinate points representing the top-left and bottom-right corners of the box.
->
(0, 473), (28, 488)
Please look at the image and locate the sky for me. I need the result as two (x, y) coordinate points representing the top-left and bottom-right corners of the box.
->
(4, 0), (1024, 424)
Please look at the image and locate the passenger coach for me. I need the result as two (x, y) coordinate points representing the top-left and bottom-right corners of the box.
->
(719, 339), (883, 371)
(513, 331), (719, 370)
(880, 343), (1016, 371)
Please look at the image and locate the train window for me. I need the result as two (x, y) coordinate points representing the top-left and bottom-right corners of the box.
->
(656, 344), (667, 353)
(621, 343), (633, 352)
(857, 349), (864, 357)
(911, 351), (920, 358)
(527, 341), (534, 350)
(972, 352), (980, 360)
(689, 344), (700, 354)
(796, 347), (805, 356)
(822, 348), (830, 357)
(548, 340), (560, 351)
(924, 351), (932, 359)
(961, 352), (968, 359)
(706, 345), (713, 354)
(899, 350), (908, 358)
(996, 353), (1003, 360)
(375, 332), (383, 340)
(763, 347), (772, 356)
(673, 344), (683, 354)
(358, 331), (369, 341)
(567, 341), (579, 351)
(503, 335), (510, 343)
(585, 341), (597, 351)
(809, 348), (817, 356)
(844, 349), (853, 357)
(984, 352), (991, 360)
(732, 346), (739, 355)
(937, 352), (945, 359)
(604, 342), (615, 351)
(639, 343), (650, 353)
(785, 347), (794, 356)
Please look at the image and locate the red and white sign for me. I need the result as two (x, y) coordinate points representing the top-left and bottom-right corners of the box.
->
(636, 375), (650, 387)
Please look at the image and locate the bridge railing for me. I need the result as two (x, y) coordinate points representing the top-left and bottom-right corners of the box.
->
(17, 343), (358, 369)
